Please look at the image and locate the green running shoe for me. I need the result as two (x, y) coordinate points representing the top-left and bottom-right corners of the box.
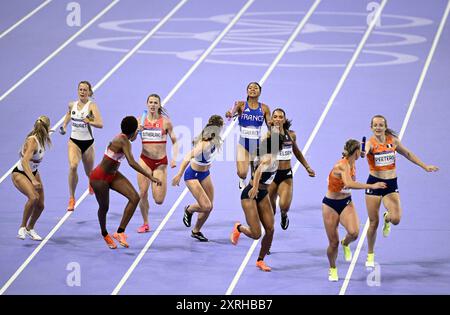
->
(328, 267), (338, 282)
(341, 240), (352, 262)
(383, 211), (391, 237)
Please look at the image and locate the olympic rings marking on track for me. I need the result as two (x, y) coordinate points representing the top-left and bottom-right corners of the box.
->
(77, 11), (433, 67)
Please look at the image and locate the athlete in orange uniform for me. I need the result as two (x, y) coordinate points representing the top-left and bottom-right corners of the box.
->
(322, 139), (386, 281)
(363, 115), (439, 267)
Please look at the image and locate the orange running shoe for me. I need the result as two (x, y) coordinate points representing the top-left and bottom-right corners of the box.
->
(230, 222), (241, 245)
(256, 260), (271, 272)
(113, 232), (129, 248)
(103, 234), (117, 249)
(67, 197), (76, 211)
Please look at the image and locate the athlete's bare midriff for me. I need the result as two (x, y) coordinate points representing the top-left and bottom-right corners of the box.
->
(141, 142), (167, 160)
(370, 169), (397, 180)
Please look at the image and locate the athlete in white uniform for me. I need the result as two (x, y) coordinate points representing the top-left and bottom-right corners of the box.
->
(60, 81), (103, 211)
(12, 116), (52, 241)
(268, 108), (315, 231)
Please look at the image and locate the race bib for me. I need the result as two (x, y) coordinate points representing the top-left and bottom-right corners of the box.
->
(72, 122), (87, 129)
(374, 152), (395, 167)
(277, 147), (293, 160)
(240, 126), (260, 139)
(142, 129), (163, 142)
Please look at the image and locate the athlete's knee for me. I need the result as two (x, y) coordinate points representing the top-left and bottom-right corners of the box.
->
(265, 225), (274, 236)
(154, 195), (165, 205)
(139, 190), (148, 201)
(329, 239), (339, 249)
(84, 168), (92, 177)
(279, 202), (290, 213)
(98, 206), (109, 215)
(27, 194), (39, 206)
(390, 216), (401, 225)
(69, 163), (79, 173)
(237, 169), (247, 179)
(200, 200), (213, 212)
(250, 228), (262, 240)
(129, 192), (140, 206)
(347, 230), (359, 241)
(369, 216), (379, 227)
(36, 201), (45, 212)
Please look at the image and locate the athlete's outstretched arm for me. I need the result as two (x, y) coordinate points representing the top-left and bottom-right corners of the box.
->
(395, 139), (439, 172)
(171, 141), (204, 186)
(339, 164), (385, 190)
(291, 131), (315, 177)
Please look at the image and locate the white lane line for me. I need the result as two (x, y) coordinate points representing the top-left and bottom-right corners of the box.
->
(225, 0), (323, 296)
(0, 0), (119, 103)
(111, 0), (258, 296)
(0, 0), (187, 185)
(0, 0), (52, 40)
(0, 0), (189, 295)
(0, 190), (88, 295)
(226, 0), (390, 296)
(339, 0), (450, 296)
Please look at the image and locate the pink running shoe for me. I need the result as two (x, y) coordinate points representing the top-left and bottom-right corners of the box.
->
(137, 224), (150, 233)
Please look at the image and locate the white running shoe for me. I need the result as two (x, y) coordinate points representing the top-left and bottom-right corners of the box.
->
(17, 227), (27, 240)
(26, 229), (42, 241)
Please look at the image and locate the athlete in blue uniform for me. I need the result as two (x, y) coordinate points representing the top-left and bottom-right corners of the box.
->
(225, 82), (271, 189)
(172, 115), (224, 242)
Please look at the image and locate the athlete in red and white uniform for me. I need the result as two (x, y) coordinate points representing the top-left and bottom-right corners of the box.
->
(89, 116), (161, 249)
(136, 94), (178, 233)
